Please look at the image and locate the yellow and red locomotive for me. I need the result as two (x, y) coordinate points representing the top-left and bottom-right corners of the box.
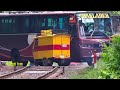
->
(32, 30), (70, 66)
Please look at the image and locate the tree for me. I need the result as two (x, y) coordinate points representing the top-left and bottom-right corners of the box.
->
(99, 35), (120, 79)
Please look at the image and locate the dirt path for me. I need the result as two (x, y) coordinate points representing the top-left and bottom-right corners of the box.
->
(56, 62), (89, 79)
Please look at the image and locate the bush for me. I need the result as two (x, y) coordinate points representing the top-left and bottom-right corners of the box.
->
(98, 35), (120, 79)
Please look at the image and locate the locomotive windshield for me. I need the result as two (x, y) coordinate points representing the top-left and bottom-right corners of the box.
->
(77, 13), (113, 38)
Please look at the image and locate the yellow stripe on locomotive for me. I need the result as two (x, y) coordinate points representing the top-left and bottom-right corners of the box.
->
(33, 32), (70, 60)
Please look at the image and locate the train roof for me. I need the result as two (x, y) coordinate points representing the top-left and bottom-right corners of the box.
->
(0, 11), (87, 16)
(0, 11), (110, 17)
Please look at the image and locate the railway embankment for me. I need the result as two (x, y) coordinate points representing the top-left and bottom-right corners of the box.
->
(58, 61), (104, 79)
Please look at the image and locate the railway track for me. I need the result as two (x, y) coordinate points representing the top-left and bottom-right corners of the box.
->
(37, 66), (62, 79)
(0, 66), (29, 79)
(0, 66), (63, 79)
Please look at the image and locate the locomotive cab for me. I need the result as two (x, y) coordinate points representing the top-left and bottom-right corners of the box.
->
(32, 30), (71, 66)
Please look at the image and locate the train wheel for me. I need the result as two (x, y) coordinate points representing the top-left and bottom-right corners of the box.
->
(11, 48), (21, 63)
(87, 61), (94, 66)
(23, 61), (28, 66)
(39, 60), (43, 66)
(42, 58), (53, 66)
(34, 60), (39, 66)
(86, 57), (93, 66)
(58, 60), (70, 66)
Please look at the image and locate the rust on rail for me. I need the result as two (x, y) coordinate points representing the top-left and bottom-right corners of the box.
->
(0, 66), (29, 79)
(37, 66), (60, 79)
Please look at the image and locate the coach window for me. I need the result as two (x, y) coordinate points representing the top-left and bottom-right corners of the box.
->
(5, 19), (8, 23)
(48, 18), (52, 27)
(59, 18), (63, 29)
(41, 18), (46, 27)
(30, 16), (36, 33)
(8, 18), (13, 32)
(23, 18), (29, 33)
(9, 19), (12, 23)
(7, 18), (11, 33)
(2, 19), (4, 23)
(13, 19), (15, 23)
(11, 18), (16, 33)
(25, 18), (29, 28)
(5, 19), (9, 33)
(1, 19), (5, 33)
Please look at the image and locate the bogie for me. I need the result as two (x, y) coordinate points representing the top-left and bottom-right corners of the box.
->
(58, 59), (70, 66)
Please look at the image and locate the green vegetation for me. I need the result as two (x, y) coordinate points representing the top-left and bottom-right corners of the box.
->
(98, 35), (120, 79)
(69, 67), (98, 79)
(68, 35), (120, 79)
(68, 60), (105, 79)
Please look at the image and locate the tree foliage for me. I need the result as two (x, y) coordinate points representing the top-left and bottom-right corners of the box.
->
(98, 35), (120, 79)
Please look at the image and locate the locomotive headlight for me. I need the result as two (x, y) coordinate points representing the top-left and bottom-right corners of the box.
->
(61, 44), (67, 47)
(60, 55), (64, 59)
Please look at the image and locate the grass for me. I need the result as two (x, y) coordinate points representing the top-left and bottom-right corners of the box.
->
(68, 60), (106, 79)
(68, 67), (98, 79)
